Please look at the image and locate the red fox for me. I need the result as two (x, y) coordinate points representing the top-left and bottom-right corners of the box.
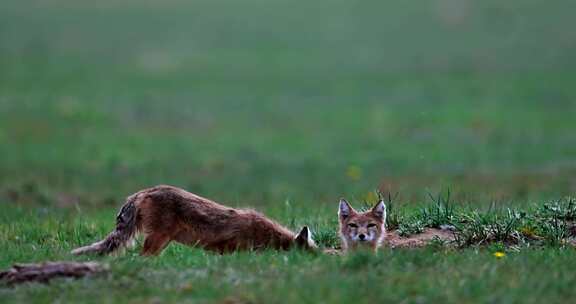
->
(72, 185), (316, 256)
(338, 199), (386, 252)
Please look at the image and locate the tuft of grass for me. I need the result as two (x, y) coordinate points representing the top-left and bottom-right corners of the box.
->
(311, 224), (340, 248)
(531, 197), (576, 246)
(454, 208), (524, 247)
(535, 197), (576, 221)
(395, 190), (458, 237)
(419, 190), (458, 229)
(382, 191), (402, 231)
(397, 219), (425, 237)
(447, 198), (576, 248)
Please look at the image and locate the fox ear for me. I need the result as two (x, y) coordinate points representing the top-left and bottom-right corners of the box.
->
(372, 200), (386, 219)
(338, 198), (354, 219)
(295, 226), (315, 249)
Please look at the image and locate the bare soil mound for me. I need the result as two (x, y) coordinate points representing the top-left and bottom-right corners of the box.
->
(384, 228), (456, 248)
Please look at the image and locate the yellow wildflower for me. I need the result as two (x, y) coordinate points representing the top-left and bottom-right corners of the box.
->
(346, 166), (362, 181)
(493, 251), (506, 258)
(365, 191), (377, 203)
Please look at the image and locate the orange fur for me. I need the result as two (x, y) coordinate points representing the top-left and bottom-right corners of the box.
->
(72, 185), (316, 256)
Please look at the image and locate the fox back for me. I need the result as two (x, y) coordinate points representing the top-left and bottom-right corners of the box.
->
(338, 199), (386, 252)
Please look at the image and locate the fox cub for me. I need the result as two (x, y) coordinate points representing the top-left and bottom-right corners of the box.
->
(338, 199), (386, 252)
(72, 185), (316, 256)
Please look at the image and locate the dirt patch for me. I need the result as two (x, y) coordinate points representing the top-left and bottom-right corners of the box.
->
(384, 228), (456, 249)
(324, 228), (457, 254)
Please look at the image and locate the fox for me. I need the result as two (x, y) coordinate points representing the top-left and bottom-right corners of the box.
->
(338, 198), (386, 252)
(72, 185), (316, 256)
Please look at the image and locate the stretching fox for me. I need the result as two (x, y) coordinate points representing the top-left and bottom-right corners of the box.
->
(72, 185), (316, 256)
(338, 199), (386, 252)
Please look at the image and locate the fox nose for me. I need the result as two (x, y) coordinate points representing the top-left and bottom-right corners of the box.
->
(359, 234), (366, 241)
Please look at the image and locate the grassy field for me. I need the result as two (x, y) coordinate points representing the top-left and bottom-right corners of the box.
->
(1, 0), (576, 302)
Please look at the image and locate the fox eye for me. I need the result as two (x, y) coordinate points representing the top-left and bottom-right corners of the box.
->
(347, 223), (358, 228)
(367, 223), (377, 228)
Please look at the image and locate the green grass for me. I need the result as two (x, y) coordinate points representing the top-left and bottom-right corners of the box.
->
(1, 0), (576, 302)
(2, 201), (576, 303)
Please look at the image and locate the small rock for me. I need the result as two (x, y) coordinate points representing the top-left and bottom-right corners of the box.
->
(440, 224), (456, 231)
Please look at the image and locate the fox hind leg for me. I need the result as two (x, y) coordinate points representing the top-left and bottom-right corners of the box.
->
(141, 233), (171, 256)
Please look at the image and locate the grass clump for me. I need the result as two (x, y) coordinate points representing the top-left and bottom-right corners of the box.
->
(455, 208), (524, 247)
(397, 219), (426, 237)
(386, 195), (576, 249)
(530, 197), (576, 246)
(419, 190), (458, 229)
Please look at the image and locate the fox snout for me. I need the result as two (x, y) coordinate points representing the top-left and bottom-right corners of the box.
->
(347, 225), (377, 242)
(355, 231), (373, 242)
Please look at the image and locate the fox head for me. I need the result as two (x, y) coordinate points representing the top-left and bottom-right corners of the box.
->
(338, 199), (386, 251)
(294, 226), (318, 250)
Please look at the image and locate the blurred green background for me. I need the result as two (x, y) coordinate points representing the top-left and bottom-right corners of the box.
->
(1, 0), (575, 209)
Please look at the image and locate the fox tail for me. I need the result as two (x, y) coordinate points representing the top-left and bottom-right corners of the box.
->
(71, 195), (139, 255)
